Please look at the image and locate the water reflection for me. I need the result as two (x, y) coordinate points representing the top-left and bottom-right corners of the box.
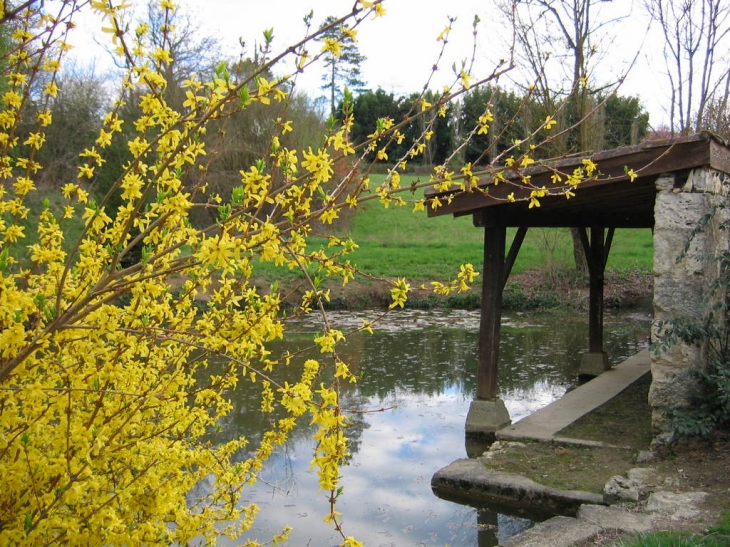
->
(211, 308), (651, 546)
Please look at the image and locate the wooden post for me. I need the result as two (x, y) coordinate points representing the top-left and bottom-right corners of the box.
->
(588, 226), (605, 354)
(578, 226), (614, 376)
(477, 224), (506, 400)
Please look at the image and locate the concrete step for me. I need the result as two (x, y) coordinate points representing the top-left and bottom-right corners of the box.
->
(501, 505), (655, 547)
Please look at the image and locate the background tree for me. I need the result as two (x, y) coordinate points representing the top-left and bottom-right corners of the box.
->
(350, 88), (405, 158)
(406, 89), (453, 166)
(106, 0), (221, 107)
(318, 15), (366, 118)
(17, 66), (107, 187)
(702, 95), (730, 138)
(92, 1), (224, 221)
(202, 55), (327, 224)
(602, 94), (650, 149)
(459, 85), (533, 165)
(645, 0), (730, 135)
(500, 0), (635, 273)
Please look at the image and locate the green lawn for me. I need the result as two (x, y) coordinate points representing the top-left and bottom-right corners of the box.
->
(291, 174), (654, 282)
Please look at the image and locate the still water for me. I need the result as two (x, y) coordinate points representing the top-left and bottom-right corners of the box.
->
(211, 308), (651, 546)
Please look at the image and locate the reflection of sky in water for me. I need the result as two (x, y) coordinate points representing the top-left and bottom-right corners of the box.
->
(211, 309), (651, 546)
(237, 391), (498, 547)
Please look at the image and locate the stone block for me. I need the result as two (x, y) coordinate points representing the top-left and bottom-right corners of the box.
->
(655, 174), (676, 192)
(646, 491), (709, 520)
(635, 450), (656, 464)
(577, 504), (654, 533)
(603, 469), (659, 504)
(500, 516), (600, 547)
(683, 168), (727, 194)
(627, 467), (659, 485)
(654, 192), (709, 232)
(650, 341), (702, 372)
(648, 367), (699, 408)
(604, 475), (641, 503)
(647, 167), (728, 446)
(653, 279), (705, 319)
(465, 398), (511, 437)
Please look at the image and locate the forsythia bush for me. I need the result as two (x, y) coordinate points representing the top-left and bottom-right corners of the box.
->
(0, 0), (593, 545)
(0, 1), (485, 545)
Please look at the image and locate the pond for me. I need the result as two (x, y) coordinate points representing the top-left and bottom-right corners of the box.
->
(207, 308), (652, 546)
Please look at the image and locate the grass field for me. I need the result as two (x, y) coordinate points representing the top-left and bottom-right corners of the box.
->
(265, 173), (654, 283)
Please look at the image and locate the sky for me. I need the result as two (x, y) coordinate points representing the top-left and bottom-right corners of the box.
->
(59, 0), (670, 126)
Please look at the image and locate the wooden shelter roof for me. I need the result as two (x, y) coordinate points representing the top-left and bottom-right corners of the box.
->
(426, 132), (730, 228)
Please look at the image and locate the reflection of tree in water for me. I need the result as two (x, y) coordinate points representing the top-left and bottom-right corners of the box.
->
(340, 329), (478, 401)
(205, 332), (372, 460)
(204, 310), (650, 459)
(189, 310), (651, 544)
(499, 312), (650, 392)
(498, 319), (586, 390)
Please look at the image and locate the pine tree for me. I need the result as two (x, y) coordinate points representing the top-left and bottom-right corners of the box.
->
(318, 16), (366, 118)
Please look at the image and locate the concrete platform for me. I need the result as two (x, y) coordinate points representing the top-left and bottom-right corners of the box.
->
(497, 349), (651, 447)
(431, 459), (604, 517)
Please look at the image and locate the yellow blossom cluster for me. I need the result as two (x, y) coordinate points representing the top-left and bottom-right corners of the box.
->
(0, 0), (556, 545)
(0, 2), (387, 546)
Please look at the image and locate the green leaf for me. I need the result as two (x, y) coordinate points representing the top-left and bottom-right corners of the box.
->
(215, 61), (230, 83)
(141, 245), (152, 265)
(238, 86), (249, 107)
(231, 186), (245, 206)
(0, 248), (10, 272)
(43, 304), (56, 322)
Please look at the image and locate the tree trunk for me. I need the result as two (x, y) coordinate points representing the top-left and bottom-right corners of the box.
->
(571, 227), (589, 275)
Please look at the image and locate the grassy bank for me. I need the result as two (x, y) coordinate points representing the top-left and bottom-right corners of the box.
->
(255, 174), (654, 308)
(617, 517), (730, 547)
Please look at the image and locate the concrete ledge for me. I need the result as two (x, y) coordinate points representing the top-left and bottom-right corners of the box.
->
(551, 436), (633, 449)
(431, 458), (604, 517)
(501, 505), (656, 547)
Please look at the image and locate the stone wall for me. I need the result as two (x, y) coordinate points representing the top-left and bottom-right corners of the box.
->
(650, 168), (729, 443)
